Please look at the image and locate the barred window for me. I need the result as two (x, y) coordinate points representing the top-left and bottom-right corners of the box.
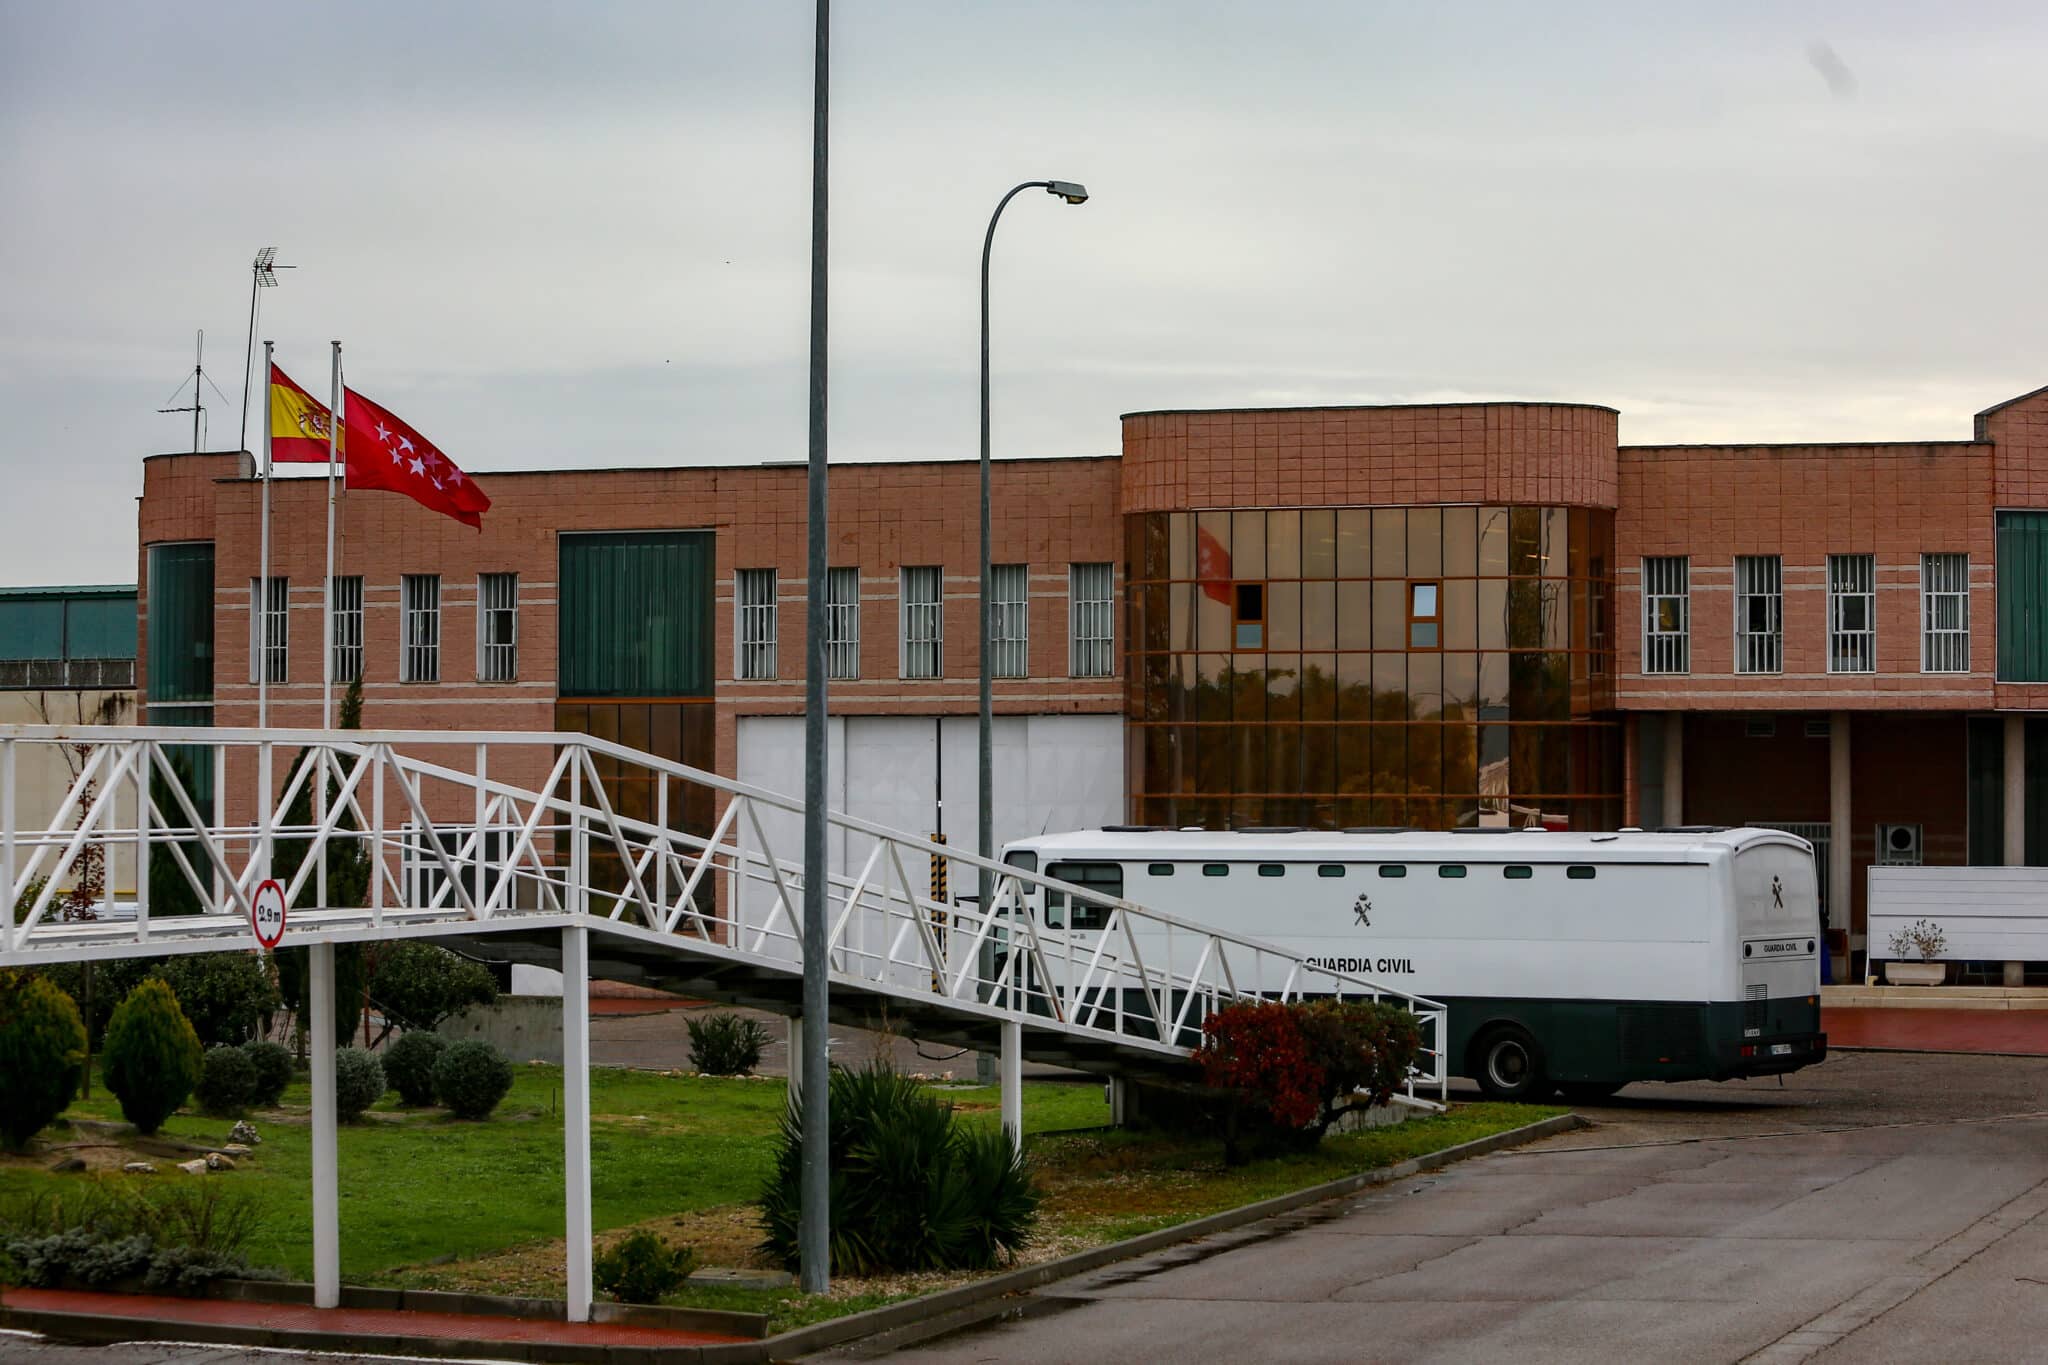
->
(1828, 554), (1875, 673)
(331, 576), (363, 683)
(1642, 557), (1688, 674)
(826, 567), (860, 680)
(1922, 553), (1968, 673)
(991, 564), (1027, 679)
(736, 568), (777, 680)
(477, 573), (518, 682)
(901, 566), (943, 679)
(401, 574), (440, 683)
(249, 576), (288, 684)
(1735, 556), (1782, 674)
(1070, 562), (1114, 678)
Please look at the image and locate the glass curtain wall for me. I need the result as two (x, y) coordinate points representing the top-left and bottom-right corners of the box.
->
(1124, 506), (1621, 831)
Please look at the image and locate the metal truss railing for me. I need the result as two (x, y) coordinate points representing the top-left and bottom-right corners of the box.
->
(0, 725), (1449, 1106)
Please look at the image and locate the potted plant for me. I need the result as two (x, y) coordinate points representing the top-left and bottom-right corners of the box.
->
(1883, 918), (1948, 986)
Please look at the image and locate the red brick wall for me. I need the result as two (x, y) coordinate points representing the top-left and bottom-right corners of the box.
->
(1616, 443), (1994, 711)
(1119, 403), (1620, 513)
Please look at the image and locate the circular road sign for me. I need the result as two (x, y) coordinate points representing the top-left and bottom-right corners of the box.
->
(251, 879), (288, 949)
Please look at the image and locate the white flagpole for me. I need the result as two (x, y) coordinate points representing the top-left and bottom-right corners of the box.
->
(258, 340), (273, 729)
(323, 340), (341, 728)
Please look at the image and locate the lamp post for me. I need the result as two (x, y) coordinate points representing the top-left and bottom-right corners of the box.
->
(978, 180), (1088, 916)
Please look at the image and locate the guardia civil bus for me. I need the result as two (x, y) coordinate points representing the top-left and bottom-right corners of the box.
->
(996, 825), (1827, 1101)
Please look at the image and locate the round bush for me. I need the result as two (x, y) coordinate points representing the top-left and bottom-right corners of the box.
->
(382, 1031), (447, 1107)
(194, 1045), (258, 1117)
(0, 972), (88, 1150)
(433, 1039), (513, 1120)
(242, 1040), (294, 1108)
(334, 1047), (386, 1121)
(102, 978), (203, 1136)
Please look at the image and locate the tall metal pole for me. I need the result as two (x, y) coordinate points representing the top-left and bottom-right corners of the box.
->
(258, 340), (273, 728)
(323, 341), (341, 728)
(798, 0), (833, 1297)
(239, 273), (260, 456)
(978, 182), (1051, 914)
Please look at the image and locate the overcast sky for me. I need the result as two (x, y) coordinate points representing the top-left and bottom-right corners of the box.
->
(5, 1), (2047, 583)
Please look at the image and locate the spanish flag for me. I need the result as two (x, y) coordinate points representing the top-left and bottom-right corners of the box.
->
(269, 363), (339, 463)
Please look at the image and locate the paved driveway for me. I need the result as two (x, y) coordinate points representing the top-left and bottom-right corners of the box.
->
(874, 1052), (2048, 1364)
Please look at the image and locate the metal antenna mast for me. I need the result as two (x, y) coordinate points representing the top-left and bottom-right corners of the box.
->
(238, 247), (295, 457)
(157, 330), (214, 453)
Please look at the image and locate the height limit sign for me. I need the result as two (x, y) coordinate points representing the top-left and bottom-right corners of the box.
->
(250, 879), (288, 950)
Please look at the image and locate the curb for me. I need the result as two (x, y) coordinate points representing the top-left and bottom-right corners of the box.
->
(753, 1109), (1588, 1360)
(0, 1111), (1586, 1365)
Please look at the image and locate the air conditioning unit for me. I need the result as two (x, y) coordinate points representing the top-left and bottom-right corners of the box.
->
(1876, 823), (1923, 867)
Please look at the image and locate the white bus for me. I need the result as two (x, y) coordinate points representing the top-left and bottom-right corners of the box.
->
(997, 825), (1827, 1101)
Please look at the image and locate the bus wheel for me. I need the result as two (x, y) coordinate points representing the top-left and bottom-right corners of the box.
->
(1474, 1026), (1549, 1102)
(1555, 1081), (1625, 1104)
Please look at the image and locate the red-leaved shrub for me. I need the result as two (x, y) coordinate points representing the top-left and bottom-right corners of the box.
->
(1197, 1001), (1322, 1129)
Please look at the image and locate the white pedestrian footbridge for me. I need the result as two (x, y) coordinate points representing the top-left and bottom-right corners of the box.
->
(0, 724), (1447, 1316)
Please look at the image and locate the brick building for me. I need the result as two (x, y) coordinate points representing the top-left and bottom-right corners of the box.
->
(132, 384), (2048, 974)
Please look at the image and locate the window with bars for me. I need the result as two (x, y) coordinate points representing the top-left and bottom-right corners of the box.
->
(735, 569), (777, 680)
(477, 573), (518, 682)
(1735, 555), (1783, 674)
(901, 566), (943, 678)
(1922, 553), (1969, 673)
(248, 577), (288, 684)
(331, 576), (363, 683)
(401, 574), (440, 683)
(990, 564), (1027, 679)
(1070, 562), (1113, 678)
(1642, 557), (1688, 674)
(1828, 554), (1875, 673)
(826, 567), (860, 680)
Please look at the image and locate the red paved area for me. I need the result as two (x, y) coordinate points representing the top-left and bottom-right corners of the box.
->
(1826, 1006), (2048, 1056)
(0, 1286), (750, 1348)
(590, 995), (693, 1015)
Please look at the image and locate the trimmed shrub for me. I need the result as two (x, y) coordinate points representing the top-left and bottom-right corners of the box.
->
(0, 1177), (280, 1296)
(382, 1030), (447, 1107)
(365, 943), (497, 1044)
(0, 972), (88, 1150)
(761, 1064), (1039, 1275)
(685, 1012), (771, 1076)
(593, 1229), (697, 1304)
(432, 1039), (513, 1120)
(242, 1041), (294, 1108)
(101, 979), (203, 1136)
(193, 1046), (258, 1117)
(333, 1048), (385, 1122)
(148, 953), (279, 1047)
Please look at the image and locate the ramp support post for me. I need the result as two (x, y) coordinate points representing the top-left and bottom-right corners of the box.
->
(1000, 1020), (1022, 1155)
(1109, 1077), (1127, 1127)
(308, 941), (340, 1308)
(563, 925), (593, 1322)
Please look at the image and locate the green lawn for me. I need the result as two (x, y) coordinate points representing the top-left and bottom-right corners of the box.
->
(3, 1067), (1555, 1333)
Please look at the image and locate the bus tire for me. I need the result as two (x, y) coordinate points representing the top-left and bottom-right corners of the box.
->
(1473, 1025), (1549, 1102)
(1555, 1081), (1625, 1104)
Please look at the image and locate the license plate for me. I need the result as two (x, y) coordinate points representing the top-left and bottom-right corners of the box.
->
(1770, 1043), (1794, 1056)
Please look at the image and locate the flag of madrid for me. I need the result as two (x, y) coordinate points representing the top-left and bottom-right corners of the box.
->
(342, 388), (491, 529)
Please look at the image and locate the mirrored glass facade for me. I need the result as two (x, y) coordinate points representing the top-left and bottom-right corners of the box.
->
(1125, 506), (1620, 831)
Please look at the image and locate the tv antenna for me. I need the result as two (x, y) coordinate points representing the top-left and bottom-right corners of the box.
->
(158, 330), (233, 453)
(237, 246), (296, 457)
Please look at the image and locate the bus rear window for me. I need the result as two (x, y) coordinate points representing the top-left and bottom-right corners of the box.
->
(1317, 864), (1346, 878)
(1258, 864), (1285, 878)
(1504, 865), (1533, 879)
(1378, 865), (1407, 878)
(1566, 865), (1597, 880)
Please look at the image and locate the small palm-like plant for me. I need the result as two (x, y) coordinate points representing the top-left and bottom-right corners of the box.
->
(760, 1063), (1038, 1275)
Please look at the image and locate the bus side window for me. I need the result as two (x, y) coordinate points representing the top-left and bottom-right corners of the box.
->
(1045, 862), (1124, 932)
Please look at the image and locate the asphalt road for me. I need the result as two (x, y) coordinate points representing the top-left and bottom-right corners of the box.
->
(7, 1052), (2047, 1365)
(860, 1050), (2048, 1364)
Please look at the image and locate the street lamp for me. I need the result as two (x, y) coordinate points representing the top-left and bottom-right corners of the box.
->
(978, 180), (1089, 916)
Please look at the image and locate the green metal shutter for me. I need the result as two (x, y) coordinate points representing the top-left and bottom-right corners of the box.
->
(557, 531), (713, 698)
(67, 595), (138, 660)
(145, 543), (215, 705)
(0, 599), (63, 660)
(1999, 512), (2048, 682)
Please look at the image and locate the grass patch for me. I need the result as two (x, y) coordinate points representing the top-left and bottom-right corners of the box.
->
(2, 1066), (1554, 1336)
